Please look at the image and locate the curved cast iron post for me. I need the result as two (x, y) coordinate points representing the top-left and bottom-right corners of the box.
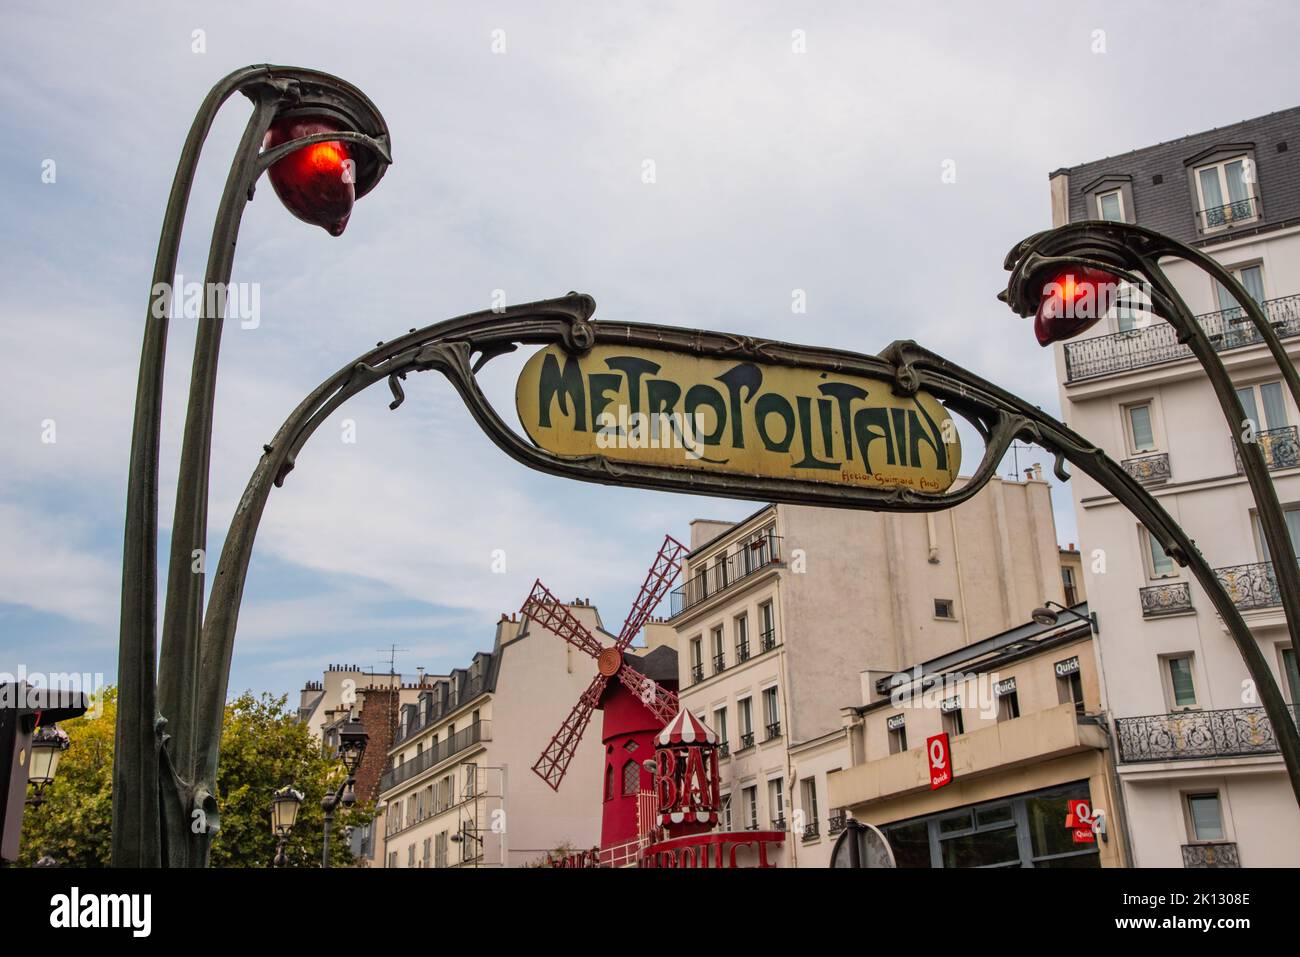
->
(190, 298), (1300, 852)
(1000, 223), (1300, 644)
(882, 341), (1300, 809)
(115, 65), (391, 867)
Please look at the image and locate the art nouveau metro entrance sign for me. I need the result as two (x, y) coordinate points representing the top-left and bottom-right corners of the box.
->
(516, 342), (961, 493)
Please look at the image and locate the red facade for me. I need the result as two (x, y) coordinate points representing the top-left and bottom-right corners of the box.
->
(597, 675), (672, 854)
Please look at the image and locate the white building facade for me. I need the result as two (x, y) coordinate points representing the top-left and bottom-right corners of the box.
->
(1047, 106), (1300, 866)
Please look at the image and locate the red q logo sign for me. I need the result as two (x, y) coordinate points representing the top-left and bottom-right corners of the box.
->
(927, 732), (952, 790)
(1066, 799), (1096, 843)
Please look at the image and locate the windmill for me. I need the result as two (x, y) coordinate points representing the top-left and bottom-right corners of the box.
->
(520, 534), (688, 791)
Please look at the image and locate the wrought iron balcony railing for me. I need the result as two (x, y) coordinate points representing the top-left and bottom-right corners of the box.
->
(1233, 426), (1300, 473)
(765, 720), (782, 740)
(381, 719), (490, 792)
(718, 741), (730, 758)
(738, 731), (755, 750)
(713, 653), (726, 674)
(690, 663), (704, 684)
(771, 816), (787, 831)
(670, 533), (782, 616)
(395, 675), (488, 745)
(736, 641), (751, 663)
(1115, 706), (1297, 763)
(1215, 560), (1282, 610)
(828, 810), (848, 835)
(802, 821), (820, 841)
(760, 629), (778, 652)
(1122, 452), (1170, 485)
(1140, 581), (1193, 618)
(1197, 195), (1259, 235)
(1063, 294), (1300, 382)
(1182, 842), (1241, 868)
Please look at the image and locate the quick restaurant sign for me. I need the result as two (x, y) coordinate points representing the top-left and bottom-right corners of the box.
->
(516, 344), (961, 493)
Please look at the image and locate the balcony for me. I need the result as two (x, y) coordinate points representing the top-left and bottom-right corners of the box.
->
(1196, 195), (1259, 236)
(765, 720), (782, 741)
(713, 653), (727, 675)
(380, 719), (490, 793)
(718, 741), (730, 759)
(736, 641), (751, 663)
(771, 816), (787, 831)
(828, 810), (848, 835)
(670, 533), (782, 617)
(1215, 561), (1282, 611)
(1062, 294), (1300, 382)
(690, 663), (704, 684)
(1122, 452), (1170, 485)
(395, 675), (488, 745)
(1182, 842), (1241, 868)
(1140, 581), (1193, 618)
(802, 821), (820, 842)
(1233, 426), (1300, 473)
(1115, 706), (1297, 763)
(738, 731), (755, 751)
(760, 629), (778, 653)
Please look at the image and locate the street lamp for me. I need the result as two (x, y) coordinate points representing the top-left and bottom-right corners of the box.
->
(321, 718), (368, 867)
(1030, 600), (1098, 633)
(26, 725), (70, 806)
(271, 785), (304, 867)
(113, 65), (391, 868)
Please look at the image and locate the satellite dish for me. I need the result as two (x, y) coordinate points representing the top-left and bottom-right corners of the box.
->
(829, 819), (897, 868)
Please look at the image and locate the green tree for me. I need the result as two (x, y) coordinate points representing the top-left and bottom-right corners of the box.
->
(19, 687), (372, 867)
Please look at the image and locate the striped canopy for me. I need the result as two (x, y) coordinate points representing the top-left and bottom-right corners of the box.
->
(657, 708), (718, 747)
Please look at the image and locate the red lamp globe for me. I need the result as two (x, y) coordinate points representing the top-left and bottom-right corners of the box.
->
(1033, 266), (1122, 346)
(264, 116), (356, 236)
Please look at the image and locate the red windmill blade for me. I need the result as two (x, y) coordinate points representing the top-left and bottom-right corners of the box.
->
(614, 535), (688, 650)
(520, 535), (688, 791)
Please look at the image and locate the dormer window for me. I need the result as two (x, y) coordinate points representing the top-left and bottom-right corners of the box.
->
(1194, 155), (1258, 233)
(1096, 189), (1125, 222)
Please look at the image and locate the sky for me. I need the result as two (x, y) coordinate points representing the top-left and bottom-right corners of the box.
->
(3, 0), (1298, 701)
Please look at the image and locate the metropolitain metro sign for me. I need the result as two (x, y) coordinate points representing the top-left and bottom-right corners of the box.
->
(516, 344), (962, 493)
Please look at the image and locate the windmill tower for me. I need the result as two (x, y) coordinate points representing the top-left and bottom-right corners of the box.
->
(519, 534), (687, 858)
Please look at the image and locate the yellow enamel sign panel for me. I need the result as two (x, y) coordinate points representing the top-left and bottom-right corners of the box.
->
(515, 344), (960, 493)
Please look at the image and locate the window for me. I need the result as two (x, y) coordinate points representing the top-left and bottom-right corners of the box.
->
(1096, 189), (1125, 222)
(1062, 565), (1078, 606)
(1186, 793), (1226, 842)
(713, 552), (729, 590)
(738, 697), (754, 746)
(1283, 647), (1300, 704)
(1143, 528), (1177, 579)
(422, 836), (431, 867)
(883, 782), (1100, 868)
(435, 831), (448, 868)
(934, 598), (955, 619)
(464, 763), (477, 798)
(887, 716), (908, 754)
(714, 706), (729, 750)
(1056, 658), (1085, 714)
(768, 778), (786, 829)
(742, 786), (759, 829)
(408, 843), (415, 867)
(1236, 380), (1287, 435)
(801, 778), (820, 831)
(762, 687), (781, 738)
(736, 613), (751, 659)
(720, 791), (732, 830)
(622, 759), (640, 796)
(1253, 505), (1300, 562)
(689, 636), (703, 682)
(1125, 402), (1157, 454)
(604, 763), (614, 801)
(1165, 655), (1198, 710)
(997, 689), (1020, 722)
(1194, 156), (1257, 231)
(1215, 264), (1266, 315)
(941, 699), (964, 737)
(711, 626), (725, 673)
(759, 601), (776, 649)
